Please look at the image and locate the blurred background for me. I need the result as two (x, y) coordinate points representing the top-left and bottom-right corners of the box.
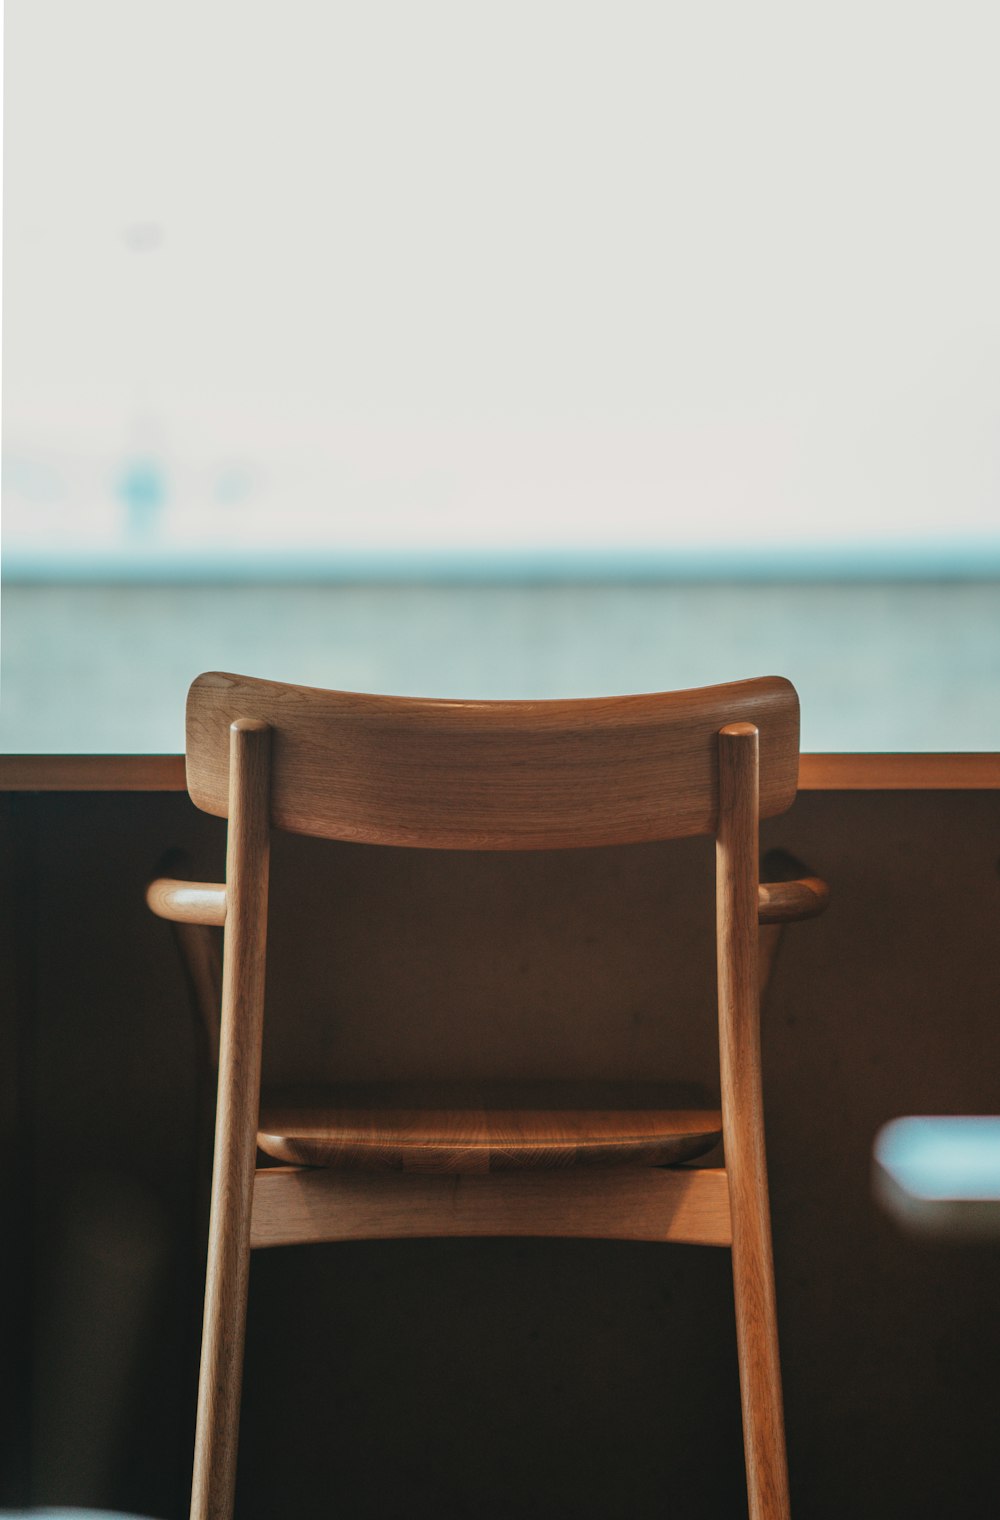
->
(3, 0), (999, 752)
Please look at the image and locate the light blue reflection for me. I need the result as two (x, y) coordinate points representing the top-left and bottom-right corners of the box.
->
(876, 1117), (1000, 1201)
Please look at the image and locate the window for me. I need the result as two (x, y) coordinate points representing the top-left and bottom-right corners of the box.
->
(4, 1), (999, 751)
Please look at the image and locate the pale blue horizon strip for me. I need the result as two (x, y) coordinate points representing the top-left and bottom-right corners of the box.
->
(5, 538), (1000, 582)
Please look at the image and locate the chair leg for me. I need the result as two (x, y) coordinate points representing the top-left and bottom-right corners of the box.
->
(190, 718), (272, 1519)
(730, 1184), (790, 1520)
(190, 1164), (255, 1520)
(717, 727), (791, 1520)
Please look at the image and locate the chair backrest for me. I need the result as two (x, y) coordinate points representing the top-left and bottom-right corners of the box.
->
(186, 671), (799, 848)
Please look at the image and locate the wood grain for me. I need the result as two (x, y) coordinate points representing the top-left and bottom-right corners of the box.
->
(186, 671), (800, 846)
(717, 724), (790, 1520)
(190, 721), (271, 1520)
(250, 1164), (733, 1249)
(256, 1082), (722, 1172)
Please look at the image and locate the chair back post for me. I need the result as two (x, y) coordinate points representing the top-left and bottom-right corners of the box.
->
(716, 721), (790, 1520)
(191, 718), (272, 1520)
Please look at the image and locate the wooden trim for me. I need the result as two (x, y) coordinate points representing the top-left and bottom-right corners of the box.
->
(0, 755), (187, 791)
(249, 1164), (733, 1250)
(797, 753), (1000, 789)
(0, 751), (998, 793)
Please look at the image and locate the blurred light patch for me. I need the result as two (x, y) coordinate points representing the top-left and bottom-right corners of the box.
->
(874, 1117), (1000, 1238)
(115, 458), (167, 541)
(876, 1118), (1000, 1202)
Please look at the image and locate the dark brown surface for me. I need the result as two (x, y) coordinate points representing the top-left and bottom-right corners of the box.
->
(5, 787), (1000, 1518)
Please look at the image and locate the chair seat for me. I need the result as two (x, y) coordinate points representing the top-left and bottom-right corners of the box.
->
(257, 1082), (723, 1173)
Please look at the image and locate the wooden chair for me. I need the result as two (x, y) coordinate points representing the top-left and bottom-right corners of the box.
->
(148, 670), (829, 1520)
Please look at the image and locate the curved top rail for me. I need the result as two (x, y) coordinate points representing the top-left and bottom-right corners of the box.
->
(185, 671), (800, 848)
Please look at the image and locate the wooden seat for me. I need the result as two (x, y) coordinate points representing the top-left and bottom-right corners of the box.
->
(148, 669), (829, 1520)
(256, 1082), (723, 1172)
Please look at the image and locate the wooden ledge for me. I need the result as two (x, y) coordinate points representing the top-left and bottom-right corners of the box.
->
(0, 752), (998, 793)
(797, 753), (1000, 789)
(0, 755), (187, 791)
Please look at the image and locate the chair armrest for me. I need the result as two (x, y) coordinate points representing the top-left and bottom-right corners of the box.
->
(757, 877), (829, 924)
(146, 876), (227, 926)
(757, 850), (829, 925)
